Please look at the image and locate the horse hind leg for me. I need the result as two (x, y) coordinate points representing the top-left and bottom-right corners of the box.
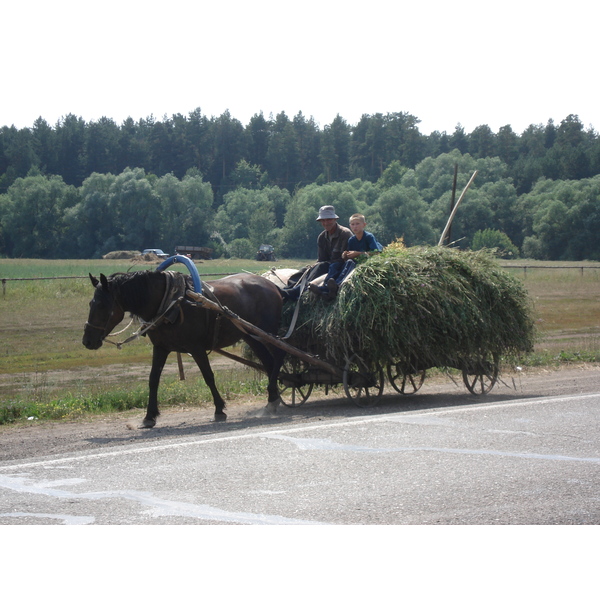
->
(245, 337), (285, 415)
(191, 351), (227, 421)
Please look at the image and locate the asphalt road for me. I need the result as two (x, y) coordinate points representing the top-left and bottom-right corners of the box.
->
(1, 387), (599, 525)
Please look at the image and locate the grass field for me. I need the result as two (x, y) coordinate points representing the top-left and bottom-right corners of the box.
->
(501, 261), (600, 361)
(1, 256), (600, 423)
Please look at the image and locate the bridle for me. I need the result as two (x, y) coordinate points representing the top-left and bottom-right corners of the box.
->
(84, 320), (108, 333)
(85, 315), (134, 338)
(84, 289), (130, 346)
(85, 272), (186, 349)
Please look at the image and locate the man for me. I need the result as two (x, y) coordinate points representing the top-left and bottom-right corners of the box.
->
(310, 212), (382, 299)
(282, 205), (352, 301)
(315, 204), (352, 288)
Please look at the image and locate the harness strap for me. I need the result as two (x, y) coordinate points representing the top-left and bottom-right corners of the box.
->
(282, 270), (310, 340)
(104, 272), (186, 349)
(186, 282), (225, 351)
(104, 297), (183, 349)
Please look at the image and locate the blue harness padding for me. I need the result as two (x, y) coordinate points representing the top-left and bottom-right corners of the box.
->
(156, 255), (203, 294)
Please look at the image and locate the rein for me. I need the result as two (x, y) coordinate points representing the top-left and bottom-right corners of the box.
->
(104, 301), (179, 349)
(85, 317), (135, 337)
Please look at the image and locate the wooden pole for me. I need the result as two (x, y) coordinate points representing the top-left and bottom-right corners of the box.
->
(186, 290), (343, 378)
(176, 352), (185, 380)
(444, 163), (459, 246)
(438, 170), (478, 246)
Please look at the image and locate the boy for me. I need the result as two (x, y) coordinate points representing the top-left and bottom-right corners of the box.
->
(310, 213), (382, 299)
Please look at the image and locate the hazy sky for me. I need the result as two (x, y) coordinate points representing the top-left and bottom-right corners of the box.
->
(2, 0), (597, 135)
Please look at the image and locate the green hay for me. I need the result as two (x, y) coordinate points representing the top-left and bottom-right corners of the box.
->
(280, 246), (536, 374)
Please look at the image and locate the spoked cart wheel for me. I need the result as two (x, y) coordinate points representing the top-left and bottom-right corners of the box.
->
(386, 363), (426, 395)
(462, 354), (499, 395)
(343, 355), (384, 408)
(278, 363), (313, 406)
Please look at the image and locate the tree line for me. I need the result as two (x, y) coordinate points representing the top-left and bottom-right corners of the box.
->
(2, 148), (600, 262)
(1, 110), (599, 199)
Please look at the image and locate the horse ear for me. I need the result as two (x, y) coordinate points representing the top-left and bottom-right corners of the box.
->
(100, 274), (109, 291)
(89, 273), (99, 287)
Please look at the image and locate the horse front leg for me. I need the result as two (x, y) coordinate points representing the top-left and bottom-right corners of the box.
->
(141, 345), (169, 429)
(191, 351), (227, 421)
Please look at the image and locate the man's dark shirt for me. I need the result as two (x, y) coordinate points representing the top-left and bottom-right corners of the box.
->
(317, 223), (352, 263)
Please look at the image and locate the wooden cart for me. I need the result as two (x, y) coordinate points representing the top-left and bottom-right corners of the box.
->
(159, 256), (500, 411)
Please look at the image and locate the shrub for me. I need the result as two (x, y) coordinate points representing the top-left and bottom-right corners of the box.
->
(471, 229), (519, 258)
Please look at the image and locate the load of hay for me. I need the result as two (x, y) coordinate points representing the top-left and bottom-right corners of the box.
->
(280, 245), (536, 374)
(102, 250), (141, 259)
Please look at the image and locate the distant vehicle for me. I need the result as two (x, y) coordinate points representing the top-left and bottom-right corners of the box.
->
(256, 244), (275, 261)
(174, 245), (213, 260)
(142, 248), (169, 259)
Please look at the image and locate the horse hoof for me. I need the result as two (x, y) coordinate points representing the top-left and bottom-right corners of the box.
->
(264, 401), (279, 416)
(139, 419), (156, 429)
(213, 413), (227, 422)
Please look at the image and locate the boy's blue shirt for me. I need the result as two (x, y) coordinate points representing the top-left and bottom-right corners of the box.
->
(348, 230), (383, 252)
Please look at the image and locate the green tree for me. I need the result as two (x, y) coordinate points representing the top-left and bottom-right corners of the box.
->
(55, 114), (86, 186)
(519, 176), (600, 260)
(468, 124), (496, 158)
(2, 172), (78, 257)
(424, 130), (451, 157)
(108, 168), (162, 251)
(227, 159), (266, 190)
(184, 108), (212, 176)
(209, 110), (247, 199)
(351, 113), (387, 180)
(154, 169), (215, 252)
(320, 115), (350, 182)
(85, 117), (120, 175)
(3, 126), (37, 181)
(293, 112), (322, 183)
(370, 185), (436, 246)
(228, 237), (254, 259)
(449, 124), (469, 154)
(496, 124), (519, 167)
(545, 114), (591, 180)
(408, 150), (475, 204)
(116, 117), (150, 173)
(513, 124), (547, 193)
(246, 112), (270, 172)
(471, 229), (519, 258)
(65, 172), (117, 257)
(213, 187), (277, 245)
(477, 179), (520, 246)
(266, 113), (300, 189)
(377, 160), (408, 190)
(32, 117), (58, 175)
(264, 185), (291, 229)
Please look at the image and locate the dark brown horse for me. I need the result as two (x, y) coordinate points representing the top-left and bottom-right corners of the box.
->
(82, 270), (285, 428)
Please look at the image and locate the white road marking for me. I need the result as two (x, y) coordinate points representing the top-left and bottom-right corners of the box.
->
(1, 392), (598, 472)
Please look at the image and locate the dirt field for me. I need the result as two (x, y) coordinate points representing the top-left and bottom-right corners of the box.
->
(0, 353), (235, 396)
(2, 364), (599, 464)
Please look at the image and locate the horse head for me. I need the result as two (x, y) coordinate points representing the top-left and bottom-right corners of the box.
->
(82, 273), (126, 349)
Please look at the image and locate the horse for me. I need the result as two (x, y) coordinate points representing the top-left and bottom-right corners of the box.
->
(82, 270), (286, 428)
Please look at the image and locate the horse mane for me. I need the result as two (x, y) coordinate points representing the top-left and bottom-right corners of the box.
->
(109, 271), (164, 314)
